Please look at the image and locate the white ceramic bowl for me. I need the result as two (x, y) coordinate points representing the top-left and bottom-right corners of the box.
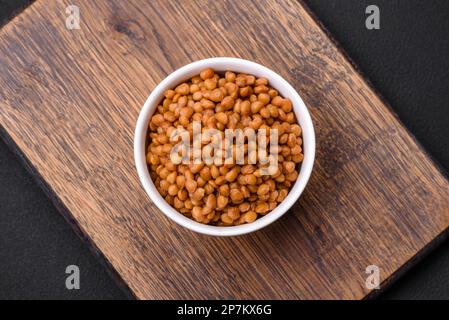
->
(134, 57), (315, 236)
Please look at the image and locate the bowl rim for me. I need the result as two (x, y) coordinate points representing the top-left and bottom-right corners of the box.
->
(134, 57), (315, 236)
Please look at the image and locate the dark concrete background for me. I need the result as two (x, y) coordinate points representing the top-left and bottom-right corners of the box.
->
(1, 0), (448, 299)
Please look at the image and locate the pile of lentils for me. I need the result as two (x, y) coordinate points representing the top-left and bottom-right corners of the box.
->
(146, 68), (304, 226)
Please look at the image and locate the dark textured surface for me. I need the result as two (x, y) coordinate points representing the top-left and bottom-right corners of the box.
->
(0, 0), (30, 26)
(0, 0), (448, 299)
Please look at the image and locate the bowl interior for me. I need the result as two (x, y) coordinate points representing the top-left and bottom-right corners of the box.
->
(134, 57), (315, 236)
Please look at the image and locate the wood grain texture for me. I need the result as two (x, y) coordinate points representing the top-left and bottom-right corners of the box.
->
(0, 0), (448, 299)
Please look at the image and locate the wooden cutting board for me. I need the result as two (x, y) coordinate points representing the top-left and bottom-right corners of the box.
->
(1, 0), (448, 299)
